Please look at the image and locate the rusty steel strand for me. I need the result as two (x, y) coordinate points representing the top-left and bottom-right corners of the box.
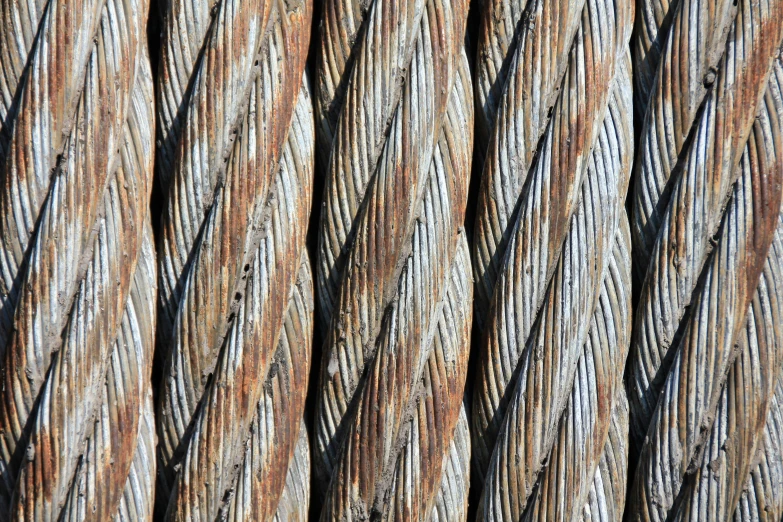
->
(270, 422), (311, 522)
(732, 369), (783, 522)
(113, 386), (158, 522)
(670, 213), (783, 522)
(0, 0), (157, 515)
(225, 251), (314, 522)
(61, 226), (158, 522)
(153, 0), (314, 517)
(312, 0), (473, 519)
(580, 392), (630, 522)
(626, 0), (783, 515)
(469, 0), (634, 517)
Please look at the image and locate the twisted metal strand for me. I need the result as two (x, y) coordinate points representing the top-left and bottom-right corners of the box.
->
(11, 44), (154, 522)
(0, 0), (155, 517)
(60, 224), (157, 522)
(374, 237), (473, 522)
(313, 0), (474, 518)
(663, 208), (783, 522)
(472, 0), (581, 166)
(630, 0), (736, 135)
(271, 423), (311, 522)
(630, 0), (780, 275)
(472, 0), (602, 321)
(153, 0), (313, 515)
(226, 251), (314, 522)
(314, 0), (467, 332)
(429, 405), (471, 522)
(469, 0), (633, 517)
(319, 236), (473, 521)
(0, 0), (142, 352)
(732, 372), (783, 522)
(154, 0), (306, 350)
(629, 0), (783, 442)
(579, 392), (630, 522)
(113, 387), (157, 522)
(626, 0), (783, 516)
(154, 0), (305, 352)
(513, 213), (633, 522)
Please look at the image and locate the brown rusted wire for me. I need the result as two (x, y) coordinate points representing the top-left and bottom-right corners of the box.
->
(626, 0), (783, 518)
(469, 0), (634, 520)
(0, 0), (157, 519)
(153, 0), (314, 519)
(312, 0), (474, 519)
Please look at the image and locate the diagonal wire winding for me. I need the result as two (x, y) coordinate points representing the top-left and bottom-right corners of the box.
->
(626, 0), (783, 517)
(0, 0), (157, 518)
(469, 0), (634, 519)
(312, 0), (474, 519)
(153, 0), (314, 518)
(60, 224), (158, 522)
(672, 213), (783, 522)
(731, 366), (783, 522)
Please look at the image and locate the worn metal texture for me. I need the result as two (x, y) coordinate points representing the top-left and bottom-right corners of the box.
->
(580, 392), (630, 522)
(61, 225), (158, 522)
(669, 214), (783, 522)
(469, 0), (634, 519)
(731, 368), (783, 522)
(153, 0), (314, 518)
(270, 422), (311, 522)
(225, 249), (315, 522)
(312, 0), (474, 519)
(0, 0), (157, 517)
(625, 0), (783, 517)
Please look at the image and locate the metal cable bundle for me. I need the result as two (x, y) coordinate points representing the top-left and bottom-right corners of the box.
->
(470, 0), (634, 520)
(0, 0), (157, 519)
(626, 0), (783, 517)
(312, 0), (474, 519)
(153, 0), (313, 519)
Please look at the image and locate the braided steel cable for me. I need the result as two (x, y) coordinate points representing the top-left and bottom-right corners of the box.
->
(430, 407), (472, 522)
(626, 0), (783, 515)
(312, 0), (474, 519)
(153, 0), (313, 517)
(469, 0), (634, 519)
(0, 0), (156, 517)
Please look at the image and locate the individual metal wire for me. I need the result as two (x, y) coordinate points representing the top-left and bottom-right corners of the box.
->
(153, 0), (313, 519)
(469, 0), (634, 519)
(312, 0), (474, 519)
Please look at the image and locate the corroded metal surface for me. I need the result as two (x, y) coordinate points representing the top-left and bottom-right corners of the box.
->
(271, 423), (311, 522)
(732, 372), (783, 521)
(580, 393), (630, 522)
(153, 0), (314, 518)
(469, 0), (634, 519)
(626, 0), (783, 517)
(0, 0), (156, 517)
(312, 0), (474, 519)
(62, 226), (158, 522)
